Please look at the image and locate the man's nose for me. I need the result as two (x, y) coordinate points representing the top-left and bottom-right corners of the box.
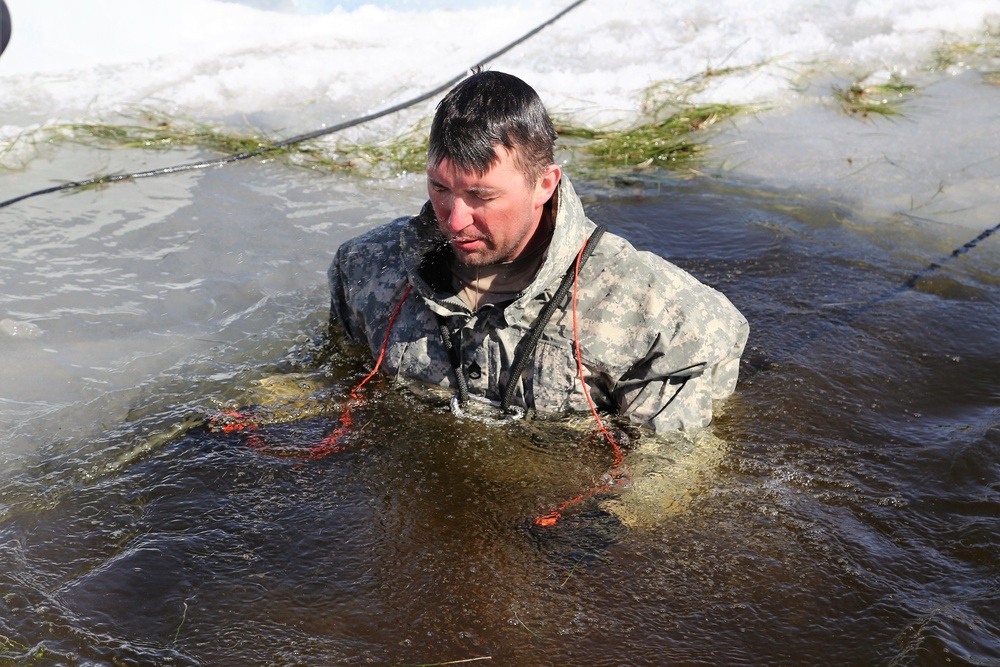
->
(445, 197), (474, 233)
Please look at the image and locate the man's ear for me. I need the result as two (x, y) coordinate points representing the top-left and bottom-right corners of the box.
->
(534, 164), (561, 208)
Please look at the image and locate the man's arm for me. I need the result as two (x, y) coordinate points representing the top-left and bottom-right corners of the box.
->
(328, 238), (376, 346)
(607, 253), (749, 434)
(613, 315), (748, 433)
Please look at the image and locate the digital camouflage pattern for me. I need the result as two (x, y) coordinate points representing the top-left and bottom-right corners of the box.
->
(328, 176), (749, 434)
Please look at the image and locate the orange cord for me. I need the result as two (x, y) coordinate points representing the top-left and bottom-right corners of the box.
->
(212, 283), (413, 459)
(215, 246), (626, 526)
(302, 283), (413, 459)
(350, 284), (413, 398)
(533, 235), (630, 527)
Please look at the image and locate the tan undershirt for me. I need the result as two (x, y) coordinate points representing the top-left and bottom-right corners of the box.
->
(451, 238), (549, 310)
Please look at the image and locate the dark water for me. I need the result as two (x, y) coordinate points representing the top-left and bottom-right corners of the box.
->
(1, 177), (998, 666)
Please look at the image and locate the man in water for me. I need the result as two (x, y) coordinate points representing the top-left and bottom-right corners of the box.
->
(327, 70), (748, 434)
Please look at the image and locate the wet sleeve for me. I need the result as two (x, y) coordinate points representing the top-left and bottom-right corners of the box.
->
(327, 241), (362, 342)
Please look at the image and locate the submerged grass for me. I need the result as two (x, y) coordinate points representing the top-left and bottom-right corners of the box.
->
(553, 58), (769, 177)
(1, 108), (430, 179)
(829, 19), (1000, 119)
(833, 73), (916, 120)
(0, 633), (44, 664)
(61, 111), (271, 155)
(931, 21), (1000, 71)
(556, 103), (744, 178)
(1, 70), (751, 184)
(2, 25), (998, 189)
(0, 633), (28, 653)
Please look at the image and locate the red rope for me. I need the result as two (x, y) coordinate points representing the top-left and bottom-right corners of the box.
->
(210, 283), (413, 459)
(533, 235), (630, 527)
(351, 284), (414, 398)
(301, 283), (413, 458)
(215, 248), (626, 527)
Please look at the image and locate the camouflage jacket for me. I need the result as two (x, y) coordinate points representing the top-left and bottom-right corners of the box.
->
(328, 176), (748, 433)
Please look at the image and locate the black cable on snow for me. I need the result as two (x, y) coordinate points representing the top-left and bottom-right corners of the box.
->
(0, 0), (588, 210)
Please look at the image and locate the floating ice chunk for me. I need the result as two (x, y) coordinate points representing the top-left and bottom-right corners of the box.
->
(0, 318), (42, 339)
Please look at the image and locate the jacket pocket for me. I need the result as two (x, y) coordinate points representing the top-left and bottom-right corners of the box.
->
(393, 335), (457, 387)
(529, 339), (589, 413)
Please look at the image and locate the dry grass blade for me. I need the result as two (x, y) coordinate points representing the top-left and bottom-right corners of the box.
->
(406, 657), (493, 666)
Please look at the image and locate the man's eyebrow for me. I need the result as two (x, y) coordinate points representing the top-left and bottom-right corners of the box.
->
(428, 178), (501, 197)
(467, 186), (501, 197)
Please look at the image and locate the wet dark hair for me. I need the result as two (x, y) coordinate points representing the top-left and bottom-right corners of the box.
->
(427, 70), (557, 183)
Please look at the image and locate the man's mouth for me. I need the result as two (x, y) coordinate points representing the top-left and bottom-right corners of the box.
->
(450, 236), (487, 251)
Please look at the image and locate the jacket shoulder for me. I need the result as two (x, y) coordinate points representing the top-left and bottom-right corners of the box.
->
(335, 217), (409, 266)
(328, 217), (413, 340)
(587, 232), (736, 315)
(573, 231), (746, 367)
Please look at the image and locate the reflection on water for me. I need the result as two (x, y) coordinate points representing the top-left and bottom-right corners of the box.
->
(1, 177), (998, 665)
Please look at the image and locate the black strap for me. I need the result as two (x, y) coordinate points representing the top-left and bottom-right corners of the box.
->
(439, 225), (607, 414)
(498, 225), (607, 413)
(436, 314), (471, 405)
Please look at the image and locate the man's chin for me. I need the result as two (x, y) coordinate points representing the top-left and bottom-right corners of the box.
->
(452, 245), (499, 267)
(454, 252), (492, 268)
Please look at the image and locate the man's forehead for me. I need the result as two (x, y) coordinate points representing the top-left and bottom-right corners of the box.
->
(428, 144), (536, 187)
(428, 154), (518, 187)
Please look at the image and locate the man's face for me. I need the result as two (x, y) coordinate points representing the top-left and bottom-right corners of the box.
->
(427, 146), (560, 267)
